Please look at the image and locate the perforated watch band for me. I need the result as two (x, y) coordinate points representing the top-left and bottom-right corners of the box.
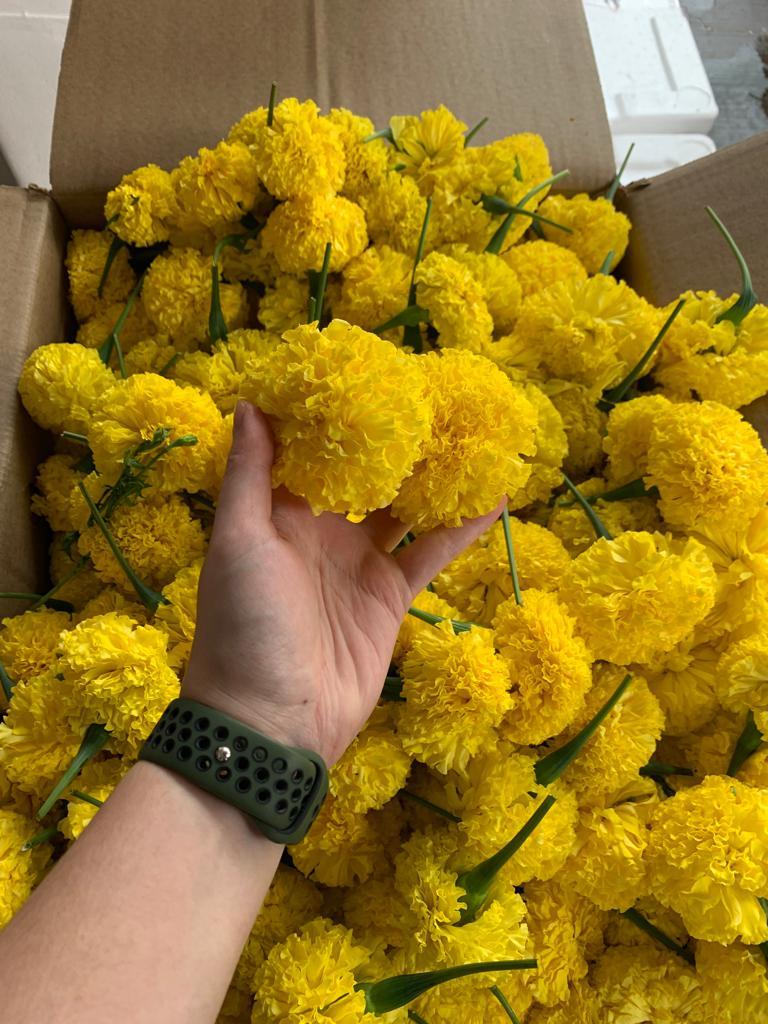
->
(139, 697), (328, 844)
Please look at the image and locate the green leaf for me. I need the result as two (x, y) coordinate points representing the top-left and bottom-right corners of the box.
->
(464, 116), (488, 146)
(707, 207), (757, 327)
(399, 789), (461, 824)
(620, 906), (694, 965)
(489, 986), (522, 1024)
(37, 723), (110, 820)
(604, 142), (635, 204)
(0, 659), (15, 702)
(266, 81), (278, 126)
(456, 796), (556, 923)
(560, 473), (613, 541)
(727, 710), (763, 776)
(600, 298), (686, 409)
(359, 959), (538, 1014)
(407, 607), (488, 634)
(500, 508), (523, 606)
(97, 233), (128, 298)
(485, 169), (570, 255)
(534, 674), (633, 786)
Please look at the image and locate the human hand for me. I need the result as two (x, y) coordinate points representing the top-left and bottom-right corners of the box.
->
(182, 401), (505, 765)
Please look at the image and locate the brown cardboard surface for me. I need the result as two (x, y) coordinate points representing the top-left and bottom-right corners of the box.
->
(51, 0), (615, 226)
(618, 132), (768, 306)
(0, 187), (69, 614)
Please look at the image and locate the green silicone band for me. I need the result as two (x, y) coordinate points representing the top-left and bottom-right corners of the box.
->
(138, 697), (328, 845)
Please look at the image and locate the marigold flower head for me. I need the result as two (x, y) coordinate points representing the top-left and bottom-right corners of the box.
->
(154, 559), (202, 673)
(525, 983), (601, 1024)
(328, 107), (390, 202)
(172, 331), (277, 414)
(714, 626), (768, 724)
(74, 588), (148, 625)
(668, 707), (744, 780)
(330, 706), (411, 815)
(392, 827), (465, 956)
(547, 480), (661, 558)
(0, 809), (53, 929)
(89, 372), (227, 495)
(256, 274), (308, 334)
(390, 105), (468, 194)
(641, 633), (721, 737)
(171, 141), (262, 230)
(697, 939), (768, 1024)
(60, 757), (129, 841)
(500, 239), (587, 300)
(473, 132), (552, 200)
(602, 393), (674, 488)
(335, 245), (412, 334)
(591, 944), (705, 1023)
(243, 319), (431, 515)
(343, 871), (416, 952)
(645, 400), (768, 532)
(0, 609), (71, 694)
(142, 247), (247, 347)
(359, 170), (430, 255)
(76, 296), (157, 352)
(434, 516), (571, 625)
(493, 589), (593, 746)
(123, 337), (177, 376)
(645, 774), (768, 943)
(391, 589), (460, 666)
(559, 531), (717, 665)
(439, 246), (521, 335)
(509, 382), (568, 508)
(66, 229), (135, 323)
(415, 251), (493, 353)
(49, 539), (103, 610)
(540, 193), (631, 274)
(261, 194), (368, 275)
(19, 343), (115, 434)
(56, 612), (180, 758)
(104, 164), (177, 247)
(545, 380), (607, 478)
(392, 348), (537, 529)
(30, 453), (90, 533)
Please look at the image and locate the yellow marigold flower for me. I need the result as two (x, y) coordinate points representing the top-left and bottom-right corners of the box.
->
(493, 589), (593, 746)
(218, 229), (276, 286)
(154, 559), (202, 673)
(261, 194), (367, 275)
(553, 665), (664, 804)
(359, 170), (429, 255)
(104, 164), (177, 247)
(434, 516), (571, 625)
(56, 612), (180, 759)
(123, 337), (177, 376)
(737, 745), (768, 788)
(18, 342), (115, 434)
(30, 453), (90, 533)
(645, 774), (768, 944)
(391, 589), (460, 666)
(0, 809), (53, 929)
(396, 625), (512, 774)
(603, 894), (687, 951)
(526, 983), (601, 1024)
(438, 246), (521, 335)
(256, 274), (308, 334)
(501, 239), (587, 300)
(0, 609), (70, 694)
(455, 744), (578, 885)
(250, 918), (370, 1022)
(392, 348), (537, 529)
(591, 944), (705, 1023)
(641, 633), (721, 737)
(60, 757), (129, 841)
(602, 393), (673, 487)
(415, 251), (493, 352)
(540, 193), (631, 274)
(715, 626), (768, 724)
(547, 479), (661, 557)
(512, 275), (659, 397)
(480, 329), (543, 384)
(89, 373), (227, 495)
(698, 941), (768, 1024)
(142, 247), (247, 347)
(544, 380), (607, 478)
(343, 870), (416, 952)
(472, 132), (552, 201)
(172, 331), (276, 414)
(335, 245), (412, 333)
(74, 588), (148, 625)
(328, 107), (390, 203)
(77, 492), (207, 594)
(559, 531), (717, 665)
(330, 706), (411, 814)
(234, 864), (323, 990)
(429, 186), (498, 253)
(242, 319), (431, 516)
(292, 796), (400, 888)
(666, 707), (743, 780)
(392, 827), (464, 957)
(49, 539), (103, 610)
(66, 229), (135, 323)
(509, 382), (568, 508)
(76, 296), (157, 352)
(390, 105), (467, 194)
(646, 400), (768, 532)
(171, 141), (262, 230)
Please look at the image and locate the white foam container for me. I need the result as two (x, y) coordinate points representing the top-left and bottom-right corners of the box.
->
(583, 0), (718, 135)
(613, 131), (716, 182)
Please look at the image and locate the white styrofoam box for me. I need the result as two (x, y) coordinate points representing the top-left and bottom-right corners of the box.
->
(583, 0), (718, 134)
(612, 132), (716, 182)
(0, 1), (71, 187)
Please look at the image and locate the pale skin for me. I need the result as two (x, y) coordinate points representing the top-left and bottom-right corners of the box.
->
(0, 401), (505, 1023)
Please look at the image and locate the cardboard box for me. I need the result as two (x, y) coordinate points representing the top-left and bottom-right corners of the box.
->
(1, 0), (767, 610)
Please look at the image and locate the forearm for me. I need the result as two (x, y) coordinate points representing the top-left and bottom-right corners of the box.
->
(0, 760), (282, 1023)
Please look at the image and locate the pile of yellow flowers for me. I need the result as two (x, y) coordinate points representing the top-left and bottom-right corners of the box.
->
(3, 95), (768, 1023)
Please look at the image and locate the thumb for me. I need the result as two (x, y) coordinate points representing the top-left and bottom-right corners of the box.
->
(211, 400), (275, 541)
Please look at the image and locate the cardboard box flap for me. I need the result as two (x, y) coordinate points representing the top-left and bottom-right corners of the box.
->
(0, 186), (69, 613)
(51, 0), (615, 226)
(618, 132), (768, 306)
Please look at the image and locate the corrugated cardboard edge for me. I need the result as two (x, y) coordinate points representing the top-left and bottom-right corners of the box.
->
(617, 132), (768, 305)
(51, 0), (615, 225)
(0, 186), (69, 615)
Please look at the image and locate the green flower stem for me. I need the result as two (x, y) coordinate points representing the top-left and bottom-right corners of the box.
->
(70, 790), (104, 809)
(485, 169), (570, 255)
(30, 557), (89, 611)
(479, 194), (572, 233)
(158, 352), (181, 377)
(639, 761), (694, 779)
(598, 250), (615, 276)
(97, 233), (127, 298)
(98, 273), (144, 375)
(489, 986), (522, 1023)
(604, 143), (635, 204)
(266, 81), (278, 126)
(759, 898), (768, 965)
(362, 126), (395, 144)
(620, 907), (694, 965)
(403, 197), (434, 352)
(380, 675), (405, 702)
(407, 607), (487, 634)
(359, 959), (538, 1014)
(61, 431), (90, 446)
(561, 473), (613, 541)
(464, 116), (488, 145)
(456, 795), (556, 924)
(307, 241), (332, 324)
(0, 592), (45, 602)
(21, 826), (60, 852)
(37, 723), (110, 820)
(600, 298), (686, 409)
(535, 674), (633, 786)
(727, 710), (763, 777)
(209, 229), (261, 342)
(500, 507), (523, 606)
(78, 482), (168, 613)
(372, 304), (430, 334)
(400, 789), (461, 824)
(707, 206), (757, 327)
(554, 477), (655, 508)
(0, 659), (15, 702)
(408, 1012), (430, 1024)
